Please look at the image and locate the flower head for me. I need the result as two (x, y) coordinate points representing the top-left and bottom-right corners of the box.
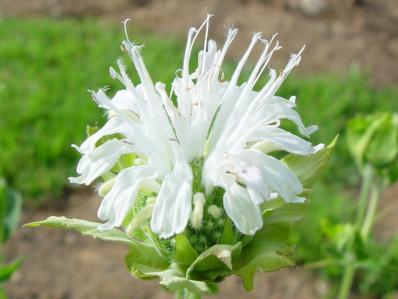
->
(69, 16), (323, 239)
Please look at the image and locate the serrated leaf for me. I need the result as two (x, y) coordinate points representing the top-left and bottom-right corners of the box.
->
(174, 234), (199, 266)
(186, 243), (241, 281)
(0, 259), (22, 283)
(25, 216), (136, 245)
(283, 136), (337, 188)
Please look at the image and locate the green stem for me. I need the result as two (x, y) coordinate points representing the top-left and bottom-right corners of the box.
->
(361, 185), (380, 240)
(338, 165), (375, 299)
(355, 166), (373, 227)
(337, 259), (355, 299)
(175, 289), (202, 299)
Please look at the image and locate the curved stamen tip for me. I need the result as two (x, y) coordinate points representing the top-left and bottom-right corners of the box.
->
(122, 18), (132, 42)
(298, 45), (306, 55)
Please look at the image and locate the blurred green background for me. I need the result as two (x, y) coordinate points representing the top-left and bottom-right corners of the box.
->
(1, 0), (398, 298)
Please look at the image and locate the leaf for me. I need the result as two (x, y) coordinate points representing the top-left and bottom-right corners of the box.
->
(149, 265), (217, 294)
(186, 243), (241, 281)
(283, 136), (338, 188)
(347, 113), (398, 168)
(0, 259), (22, 283)
(174, 234), (199, 266)
(263, 203), (307, 226)
(220, 218), (235, 245)
(234, 241), (294, 291)
(25, 216), (136, 245)
(0, 179), (22, 243)
(233, 203), (304, 291)
(366, 114), (398, 166)
(125, 241), (170, 280)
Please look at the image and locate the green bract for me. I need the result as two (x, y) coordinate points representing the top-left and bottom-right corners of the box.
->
(26, 139), (335, 296)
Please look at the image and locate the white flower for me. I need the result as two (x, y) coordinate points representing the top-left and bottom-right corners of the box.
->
(69, 16), (323, 238)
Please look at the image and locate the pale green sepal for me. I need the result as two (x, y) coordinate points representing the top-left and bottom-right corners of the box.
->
(174, 234), (199, 266)
(148, 264), (216, 294)
(25, 216), (136, 245)
(186, 243), (241, 280)
(283, 136), (338, 188)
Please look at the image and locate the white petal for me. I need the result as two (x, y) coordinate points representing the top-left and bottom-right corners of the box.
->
(223, 183), (263, 235)
(69, 139), (133, 185)
(241, 150), (304, 203)
(74, 117), (126, 154)
(151, 162), (193, 238)
(98, 165), (158, 230)
(249, 126), (322, 155)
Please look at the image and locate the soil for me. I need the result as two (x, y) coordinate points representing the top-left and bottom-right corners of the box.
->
(1, 0), (398, 86)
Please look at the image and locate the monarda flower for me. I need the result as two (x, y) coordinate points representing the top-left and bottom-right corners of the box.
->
(28, 16), (334, 298)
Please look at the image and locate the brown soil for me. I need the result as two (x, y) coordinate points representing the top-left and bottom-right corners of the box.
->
(1, 0), (398, 86)
(4, 191), (330, 299)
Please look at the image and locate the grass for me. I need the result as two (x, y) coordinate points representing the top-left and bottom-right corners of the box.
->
(1, 18), (398, 201)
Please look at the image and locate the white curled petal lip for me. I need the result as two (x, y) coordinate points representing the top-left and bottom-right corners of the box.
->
(151, 163), (193, 239)
(223, 183), (263, 235)
(249, 126), (324, 155)
(73, 117), (126, 154)
(240, 149), (305, 203)
(97, 165), (158, 230)
(69, 139), (134, 185)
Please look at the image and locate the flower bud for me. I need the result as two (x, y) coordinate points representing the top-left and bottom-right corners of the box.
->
(98, 177), (116, 196)
(190, 192), (205, 230)
(207, 205), (222, 219)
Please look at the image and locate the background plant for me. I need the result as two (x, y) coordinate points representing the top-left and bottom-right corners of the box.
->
(0, 179), (22, 299)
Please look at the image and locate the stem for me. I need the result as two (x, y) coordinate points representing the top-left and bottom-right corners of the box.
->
(355, 166), (373, 227)
(175, 289), (202, 299)
(338, 165), (375, 299)
(337, 259), (355, 299)
(361, 185), (380, 240)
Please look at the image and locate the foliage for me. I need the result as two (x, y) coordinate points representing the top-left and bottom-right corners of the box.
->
(294, 113), (398, 298)
(0, 179), (23, 297)
(27, 138), (333, 296)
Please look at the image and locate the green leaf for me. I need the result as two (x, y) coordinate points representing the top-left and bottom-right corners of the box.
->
(283, 136), (338, 188)
(235, 241), (294, 291)
(186, 243), (241, 281)
(233, 203), (304, 291)
(149, 265), (216, 294)
(0, 179), (22, 243)
(125, 241), (170, 280)
(25, 216), (136, 245)
(220, 218), (235, 245)
(347, 113), (398, 169)
(174, 234), (199, 266)
(0, 259), (22, 283)
(263, 203), (307, 226)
